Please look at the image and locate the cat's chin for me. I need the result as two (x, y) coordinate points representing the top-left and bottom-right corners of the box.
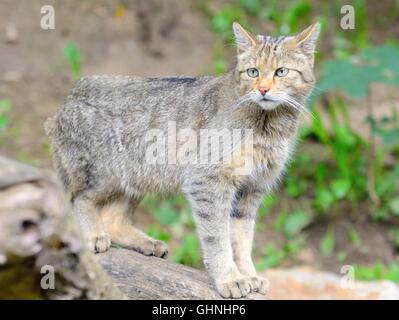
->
(254, 99), (280, 111)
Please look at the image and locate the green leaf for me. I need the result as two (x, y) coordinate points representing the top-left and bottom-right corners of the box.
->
(361, 43), (399, 85)
(315, 162), (328, 188)
(348, 228), (361, 247)
(388, 197), (399, 217)
(262, 194), (277, 207)
(353, 0), (369, 47)
(354, 263), (399, 283)
(282, 0), (311, 34)
(168, 194), (188, 207)
(311, 110), (330, 144)
(354, 263), (386, 281)
(0, 99), (12, 111)
(285, 176), (301, 198)
(214, 57), (227, 75)
(372, 208), (390, 221)
(331, 143), (351, 180)
(317, 60), (372, 98)
(331, 179), (351, 199)
(172, 233), (200, 267)
(376, 170), (396, 196)
(273, 212), (288, 232)
(210, 7), (243, 39)
(0, 99), (12, 130)
(238, 0), (262, 16)
(64, 42), (81, 80)
(0, 116), (8, 130)
(384, 263), (399, 283)
(283, 240), (303, 255)
(315, 43), (399, 101)
(320, 228), (335, 256)
(314, 188), (334, 212)
(258, 194), (277, 218)
(152, 202), (180, 225)
(256, 243), (285, 270)
(373, 126), (399, 150)
(147, 225), (171, 242)
(390, 228), (399, 250)
(283, 211), (311, 238)
(336, 250), (347, 262)
(333, 124), (356, 148)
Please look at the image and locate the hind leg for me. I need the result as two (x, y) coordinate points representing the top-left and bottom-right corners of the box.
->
(100, 197), (168, 258)
(73, 194), (111, 253)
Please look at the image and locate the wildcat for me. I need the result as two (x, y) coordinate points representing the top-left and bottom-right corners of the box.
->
(45, 22), (320, 298)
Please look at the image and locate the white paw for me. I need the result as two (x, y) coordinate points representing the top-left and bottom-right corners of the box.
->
(249, 275), (269, 294)
(137, 239), (169, 258)
(216, 275), (253, 299)
(88, 234), (111, 253)
(153, 240), (169, 258)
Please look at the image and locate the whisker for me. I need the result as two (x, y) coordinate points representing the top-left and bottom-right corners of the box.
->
(272, 92), (314, 119)
(230, 93), (254, 111)
(227, 90), (315, 120)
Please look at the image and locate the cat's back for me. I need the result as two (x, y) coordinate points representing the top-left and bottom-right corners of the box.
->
(58, 74), (220, 130)
(45, 74), (220, 141)
(66, 74), (215, 109)
(66, 75), (155, 108)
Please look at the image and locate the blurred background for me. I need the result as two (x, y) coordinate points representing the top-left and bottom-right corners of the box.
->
(0, 0), (398, 283)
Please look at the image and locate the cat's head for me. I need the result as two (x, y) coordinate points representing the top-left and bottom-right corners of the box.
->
(232, 22), (320, 112)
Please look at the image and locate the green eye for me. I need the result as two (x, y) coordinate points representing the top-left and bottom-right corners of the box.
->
(275, 67), (289, 77)
(247, 68), (259, 78)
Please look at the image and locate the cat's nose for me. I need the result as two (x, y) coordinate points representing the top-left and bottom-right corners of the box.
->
(258, 87), (269, 96)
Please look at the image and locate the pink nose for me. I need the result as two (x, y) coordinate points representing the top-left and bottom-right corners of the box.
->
(258, 87), (269, 96)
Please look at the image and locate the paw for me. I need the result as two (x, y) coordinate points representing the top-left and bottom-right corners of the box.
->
(249, 275), (269, 294)
(137, 239), (169, 259)
(88, 234), (111, 253)
(153, 240), (169, 258)
(216, 275), (253, 299)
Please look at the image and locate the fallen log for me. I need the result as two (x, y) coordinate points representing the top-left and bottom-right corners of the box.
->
(0, 156), (123, 299)
(97, 248), (266, 300)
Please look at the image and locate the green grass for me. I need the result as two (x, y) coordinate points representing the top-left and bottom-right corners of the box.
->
(354, 263), (399, 283)
(64, 42), (81, 80)
(0, 99), (12, 131)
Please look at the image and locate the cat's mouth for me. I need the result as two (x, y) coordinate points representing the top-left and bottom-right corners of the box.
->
(254, 95), (280, 110)
(239, 91), (301, 112)
(261, 96), (274, 102)
(252, 92), (310, 115)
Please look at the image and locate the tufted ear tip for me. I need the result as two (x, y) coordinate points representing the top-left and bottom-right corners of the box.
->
(232, 21), (240, 30)
(298, 22), (320, 43)
(232, 22), (257, 54)
(293, 22), (321, 55)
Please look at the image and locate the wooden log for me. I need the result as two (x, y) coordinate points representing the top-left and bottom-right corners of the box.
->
(97, 248), (266, 300)
(0, 156), (123, 299)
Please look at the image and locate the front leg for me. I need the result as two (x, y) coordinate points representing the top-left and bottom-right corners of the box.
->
(230, 190), (269, 294)
(184, 179), (253, 298)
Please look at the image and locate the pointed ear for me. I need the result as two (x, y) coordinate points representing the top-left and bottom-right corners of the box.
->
(293, 22), (321, 55)
(232, 22), (257, 53)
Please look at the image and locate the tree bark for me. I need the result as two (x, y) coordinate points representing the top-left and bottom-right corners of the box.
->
(0, 156), (124, 299)
(97, 248), (266, 300)
(0, 156), (266, 300)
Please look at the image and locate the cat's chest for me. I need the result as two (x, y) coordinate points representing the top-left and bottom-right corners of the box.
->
(256, 137), (292, 166)
(248, 136), (295, 190)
